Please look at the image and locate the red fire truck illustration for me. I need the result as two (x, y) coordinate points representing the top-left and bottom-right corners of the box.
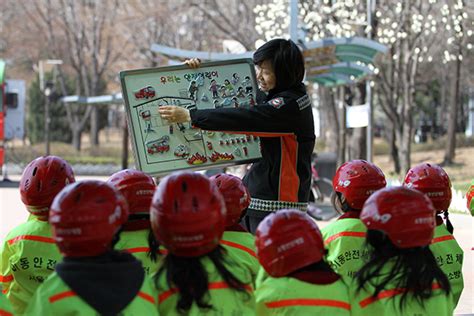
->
(134, 86), (156, 100)
(146, 135), (170, 154)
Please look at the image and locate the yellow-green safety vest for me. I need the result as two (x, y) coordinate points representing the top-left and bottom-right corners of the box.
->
(0, 291), (13, 316)
(0, 217), (61, 314)
(348, 261), (454, 316)
(321, 218), (368, 278)
(154, 255), (255, 315)
(221, 231), (260, 285)
(429, 224), (464, 306)
(115, 229), (160, 275)
(24, 272), (158, 315)
(255, 268), (351, 316)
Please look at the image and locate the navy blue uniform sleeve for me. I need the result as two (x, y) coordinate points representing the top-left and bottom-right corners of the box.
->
(190, 100), (300, 135)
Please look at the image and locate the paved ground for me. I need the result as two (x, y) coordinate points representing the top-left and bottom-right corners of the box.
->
(0, 176), (472, 314)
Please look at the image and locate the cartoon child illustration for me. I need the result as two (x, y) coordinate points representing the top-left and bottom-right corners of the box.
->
(248, 93), (255, 107)
(213, 99), (221, 109)
(224, 79), (235, 96)
(231, 97), (239, 108)
(219, 85), (227, 98)
(231, 73), (240, 85)
(188, 81), (198, 100)
(209, 79), (219, 98)
(236, 87), (245, 98)
(242, 76), (253, 93)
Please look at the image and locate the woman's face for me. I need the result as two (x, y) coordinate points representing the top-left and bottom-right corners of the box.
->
(255, 60), (276, 92)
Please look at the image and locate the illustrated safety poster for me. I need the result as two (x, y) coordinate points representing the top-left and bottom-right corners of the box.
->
(120, 59), (262, 176)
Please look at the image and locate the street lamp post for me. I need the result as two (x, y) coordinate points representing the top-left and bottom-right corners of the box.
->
(366, 0), (375, 162)
(38, 59), (62, 156)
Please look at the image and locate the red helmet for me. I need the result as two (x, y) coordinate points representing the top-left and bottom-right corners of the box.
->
(403, 163), (452, 212)
(49, 181), (129, 257)
(209, 173), (250, 227)
(333, 160), (386, 210)
(467, 181), (474, 216)
(150, 172), (226, 257)
(255, 209), (325, 277)
(107, 169), (156, 231)
(20, 156), (75, 218)
(360, 186), (436, 249)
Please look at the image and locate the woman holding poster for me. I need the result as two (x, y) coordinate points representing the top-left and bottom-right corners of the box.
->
(159, 39), (315, 233)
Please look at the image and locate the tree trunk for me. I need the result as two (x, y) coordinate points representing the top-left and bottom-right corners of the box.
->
(443, 50), (461, 165)
(388, 122), (401, 174)
(90, 107), (99, 147)
(319, 87), (340, 154)
(72, 128), (82, 152)
(398, 118), (412, 174)
(398, 77), (415, 174)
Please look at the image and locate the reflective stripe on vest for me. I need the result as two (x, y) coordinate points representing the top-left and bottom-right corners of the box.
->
(220, 240), (257, 258)
(431, 235), (455, 244)
(324, 232), (366, 245)
(7, 235), (55, 245)
(158, 281), (253, 304)
(0, 275), (13, 283)
(49, 290), (156, 305)
(359, 283), (441, 308)
(123, 247), (167, 255)
(265, 298), (351, 311)
(125, 242), (257, 258)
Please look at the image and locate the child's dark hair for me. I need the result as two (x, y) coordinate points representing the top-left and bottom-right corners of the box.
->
(356, 230), (450, 310)
(332, 191), (354, 214)
(253, 38), (305, 91)
(289, 258), (335, 276)
(147, 229), (160, 262)
(442, 210), (454, 234)
(154, 246), (250, 313)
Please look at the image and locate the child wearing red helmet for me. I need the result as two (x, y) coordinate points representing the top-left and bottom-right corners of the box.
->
(151, 172), (255, 315)
(350, 187), (453, 315)
(404, 163), (463, 306)
(24, 181), (158, 315)
(108, 169), (160, 275)
(209, 173), (260, 284)
(321, 160), (386, 278)
(0, 156), (75, 314)
(254, 209), (350, 315)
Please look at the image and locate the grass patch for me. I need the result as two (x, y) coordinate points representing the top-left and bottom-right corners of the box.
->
(6, 141), (132, 166)
(374, 134), (474, 156)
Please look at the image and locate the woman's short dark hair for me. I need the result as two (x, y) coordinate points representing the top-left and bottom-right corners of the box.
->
(253, 38), (305, 91)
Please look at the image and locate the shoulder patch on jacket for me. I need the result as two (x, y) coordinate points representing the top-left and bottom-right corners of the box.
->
(268, 97), (285, 109)
(296, 94), (312, 111)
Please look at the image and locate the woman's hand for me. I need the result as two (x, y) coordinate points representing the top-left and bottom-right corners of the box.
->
(184, 58), (202, 69)
(158, 106), (191, 123)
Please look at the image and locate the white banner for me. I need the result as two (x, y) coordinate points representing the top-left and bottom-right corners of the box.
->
(346, 103), (369, 128)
